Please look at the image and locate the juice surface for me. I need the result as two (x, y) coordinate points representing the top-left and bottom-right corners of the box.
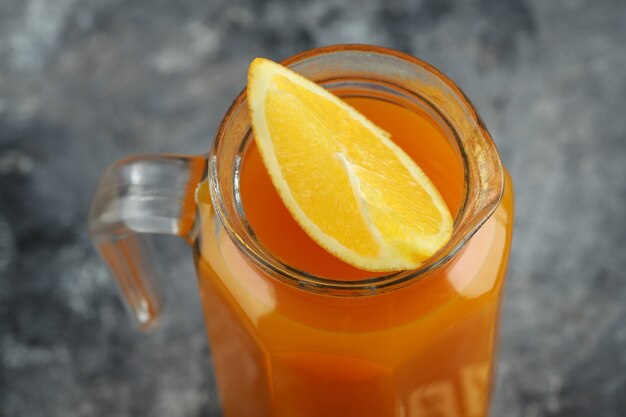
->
(239, 96), (464, 280)
(196, 96), (514, 417)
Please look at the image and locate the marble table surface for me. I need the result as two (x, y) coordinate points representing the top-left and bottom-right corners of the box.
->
(1, 0), (625, 416)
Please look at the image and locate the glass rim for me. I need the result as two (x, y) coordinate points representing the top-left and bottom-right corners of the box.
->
(208, 44), (504, 296)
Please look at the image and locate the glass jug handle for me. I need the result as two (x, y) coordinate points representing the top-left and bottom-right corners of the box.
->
(88, 154), (207, 330)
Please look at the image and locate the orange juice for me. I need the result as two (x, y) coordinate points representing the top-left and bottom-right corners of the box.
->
(196, 95), (513, 417)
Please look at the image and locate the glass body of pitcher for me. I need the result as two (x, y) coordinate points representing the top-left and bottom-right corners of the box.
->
(88, 45), (514, 417)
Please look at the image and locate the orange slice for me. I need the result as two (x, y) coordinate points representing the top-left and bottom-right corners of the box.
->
(247, 58), (453, 271)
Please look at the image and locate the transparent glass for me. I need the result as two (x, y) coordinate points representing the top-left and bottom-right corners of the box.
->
(88, 45), (514, 416)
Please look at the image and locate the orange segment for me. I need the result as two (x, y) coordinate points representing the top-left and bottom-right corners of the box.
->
(247, 58), (453, 271)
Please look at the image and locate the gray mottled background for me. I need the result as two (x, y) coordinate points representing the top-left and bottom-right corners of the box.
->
(1, 0), (625, 416)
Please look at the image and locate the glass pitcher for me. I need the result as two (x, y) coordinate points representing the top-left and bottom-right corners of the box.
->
(88, 45), (513, 417)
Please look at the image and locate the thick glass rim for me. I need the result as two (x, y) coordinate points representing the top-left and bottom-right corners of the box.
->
(208, 44), (504, 296)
